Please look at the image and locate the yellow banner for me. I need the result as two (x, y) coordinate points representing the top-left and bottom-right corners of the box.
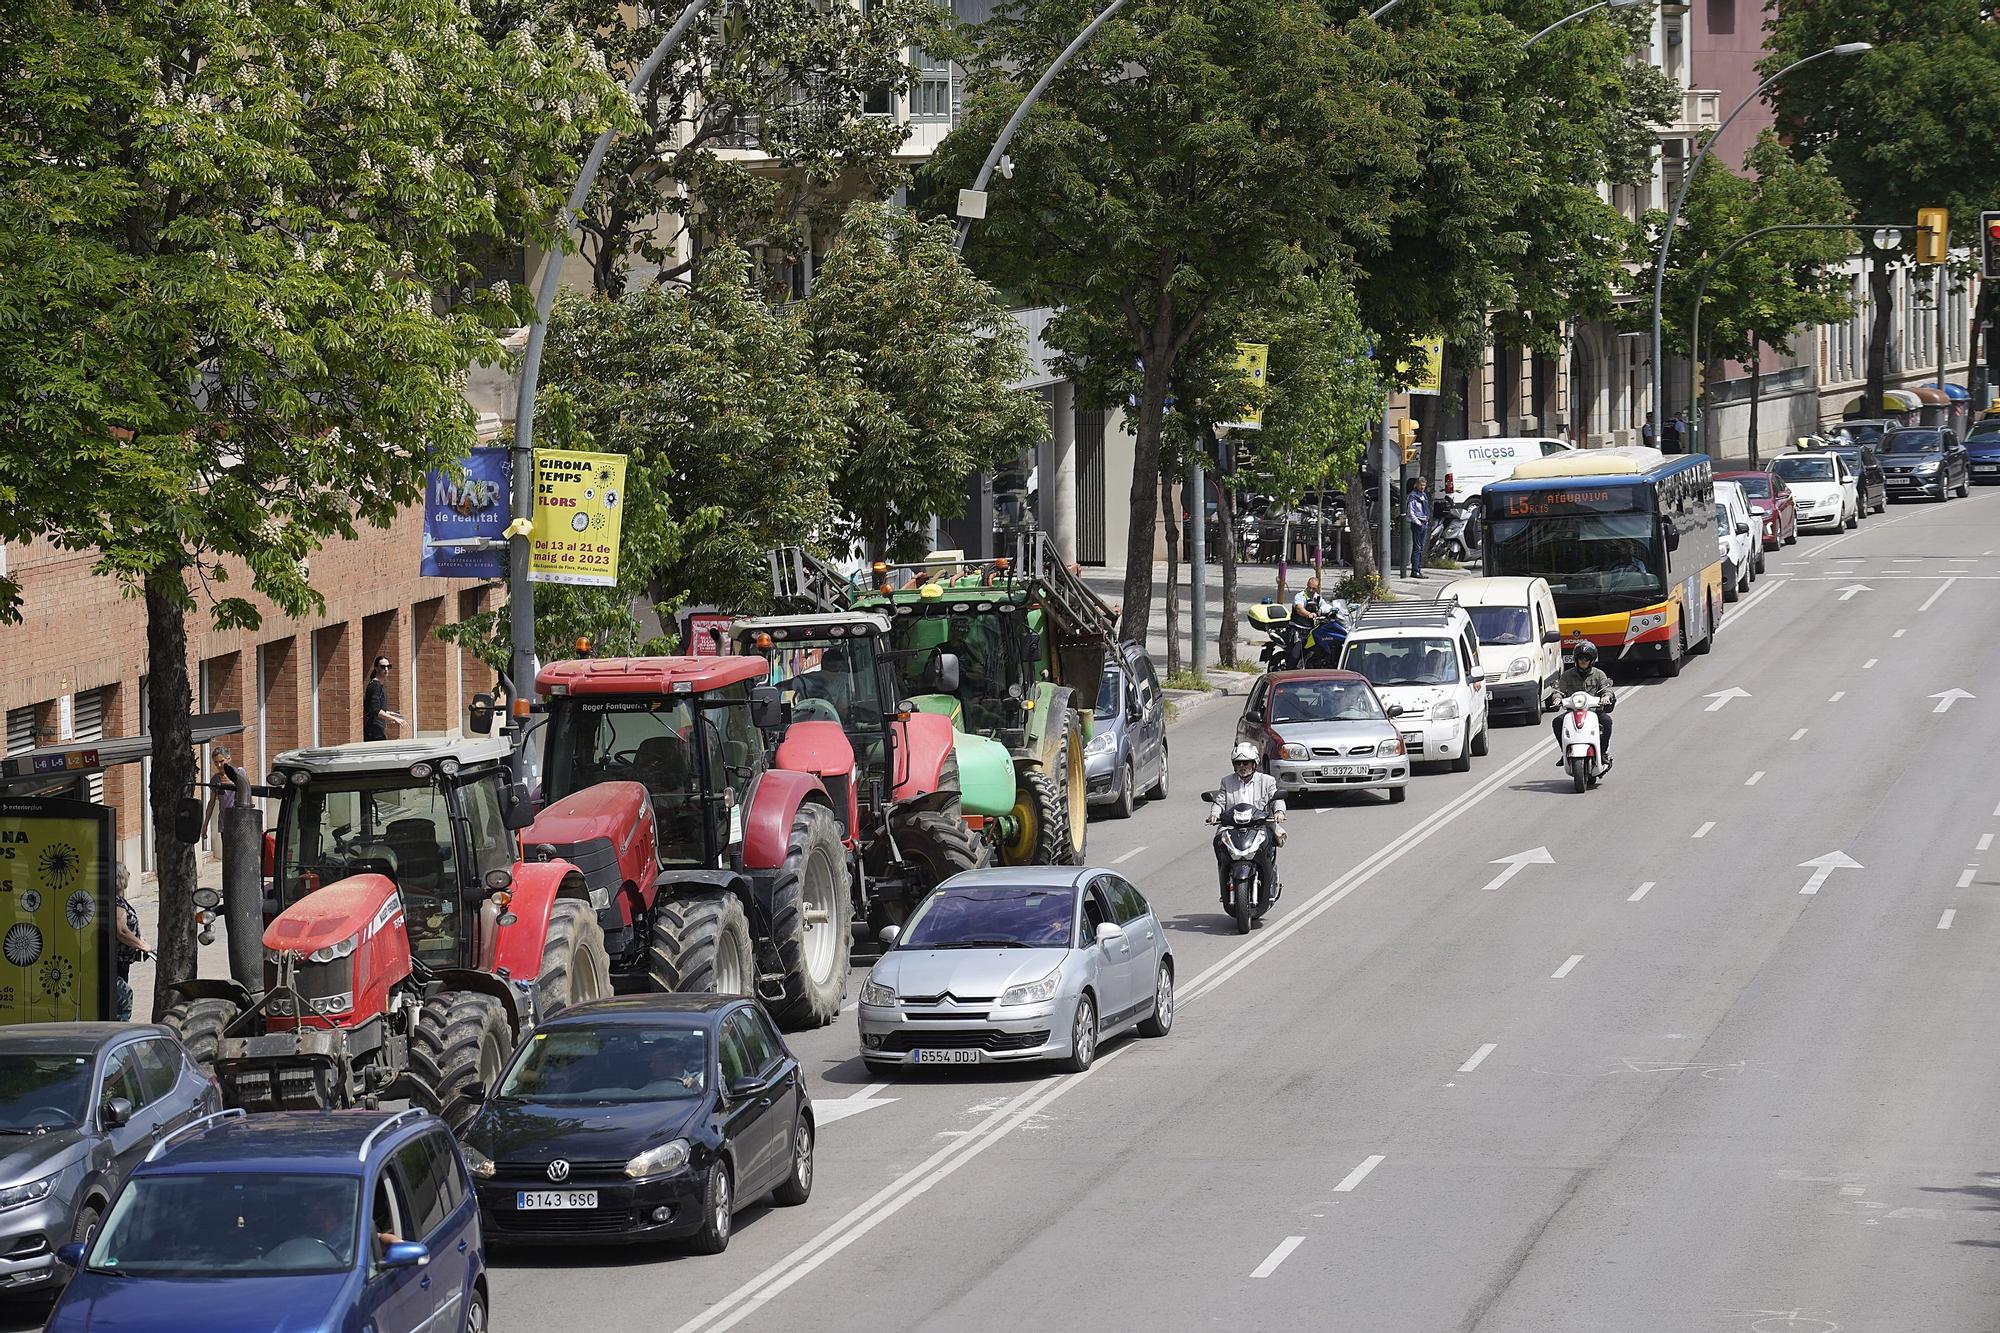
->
(1400, 336), (1444, 396)
(0, 799), (112, 1024)
(1220, 342), (1269, 431)
(529, 450), (627, 587)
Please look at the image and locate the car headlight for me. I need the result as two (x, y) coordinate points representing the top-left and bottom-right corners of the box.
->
(0, 1173), (57, 1212)
(998, 969), (1063, 1006)
(1430, 699), (1461, 721)
(460, 1143), (495, 1179)
(859, 978), (896, 1006)
(1507, 657), (1532, 678)
(1375, 738), (1403, 756)
(624, 1138), (692, 1180)
(1917, 460), (1941, 474)
(1279, 743), (1310, 761)
(1085, 730), (1115, 756)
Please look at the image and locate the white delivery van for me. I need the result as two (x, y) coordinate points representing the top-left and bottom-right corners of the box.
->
(1435, 437), (1574, 505)
(1446, 576), (1562, 722)
(1337, 596), (1490, 771)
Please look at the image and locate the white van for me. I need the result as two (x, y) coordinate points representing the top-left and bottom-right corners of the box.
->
(1337, 597), (1490, 771)
(1446, 577), (1561, 722)
(1435, 437), (1574, 504)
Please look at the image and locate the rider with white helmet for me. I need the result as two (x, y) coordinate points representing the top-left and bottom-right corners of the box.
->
(1208, 741), (1286, 905)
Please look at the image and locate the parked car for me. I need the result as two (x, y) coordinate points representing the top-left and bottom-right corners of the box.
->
(1715, 479), (1758, 601)
(1770, 452), (1857, 531)
(1433, 437), (1574, 506)
(1337, 598), (1490, 772)
(1808, 437), (1886, 514)
(1235, 669), (1410, 803)
(1086, 642), (1169, 819)
(1880, 426), (1969, 501)
(1967, 417), (2000, 483)
(1449, 576), (1562, 722)
(0, 1024), (219, 1295)
(458, 994), (812, 1256)
(858, 867), (1173, 1073)
(48, 1107), (485, 1333)
(1717, 470), (1797, 549)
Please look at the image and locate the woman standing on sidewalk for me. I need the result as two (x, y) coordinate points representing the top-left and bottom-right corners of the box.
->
(112, 865), (150, 1022)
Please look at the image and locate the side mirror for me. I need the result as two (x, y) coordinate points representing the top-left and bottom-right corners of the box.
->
(381, 1241), (430, 1269)
(878, 924), (901, 946)
(501, 782), (536, 831)
(1385, 704), (1405, 718)
(1469, 671), (1486, 684)
(928, 652), (962, 695)
(749, 685), (784, 731)
(1094, 921), (1125, 946)
(55, 1242), (85, 1269)
(1541, 629), (1561, 645)
(727, 1076), (760, 1100)
(102, 1097), (132, 1129)
(467, 692), (496, 736)
(1735, 522), (1751, 535)
(1198, 790), (1218, 804)
(173, 797), (203, 845)
(461, 1082), (487, 1104)
(1021, 630), (1044, 662)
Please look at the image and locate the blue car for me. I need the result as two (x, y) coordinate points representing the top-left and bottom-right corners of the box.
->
(47, 1108), (486, 1333)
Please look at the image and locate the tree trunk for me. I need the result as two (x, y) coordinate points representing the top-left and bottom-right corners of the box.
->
(1119, 345), (1177, 649)
(1342, 467), (1379, 585)
(145, 575), (199, 1021)
(1866, 255), (1893, 413)
(1218, 484), (1239, 670)
(1746, 338), (1762, 466)
(1159, 470), (1181, 677)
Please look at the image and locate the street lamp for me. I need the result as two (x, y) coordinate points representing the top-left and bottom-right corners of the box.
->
(1648, 41), (1870, 454)
(1523, 0), (1648, 49)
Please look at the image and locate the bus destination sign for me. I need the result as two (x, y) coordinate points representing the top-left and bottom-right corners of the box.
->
(1493, 486), (1643, 518)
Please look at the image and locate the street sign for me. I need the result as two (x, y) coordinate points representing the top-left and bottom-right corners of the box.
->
(1399, 336), (1444, 396)
(529, 450), (627, 588)
(1219, 342), (1268, 431)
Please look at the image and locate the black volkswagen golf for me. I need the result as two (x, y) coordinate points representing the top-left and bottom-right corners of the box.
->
(457, 994), (814, 1254)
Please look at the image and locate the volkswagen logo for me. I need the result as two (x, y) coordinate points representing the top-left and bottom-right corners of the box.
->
(546, 1160), (571, 1183)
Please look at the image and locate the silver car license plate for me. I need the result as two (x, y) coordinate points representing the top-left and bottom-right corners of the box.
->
(517, 1190), (597, 1210)
(912, 1048), (979, 1064)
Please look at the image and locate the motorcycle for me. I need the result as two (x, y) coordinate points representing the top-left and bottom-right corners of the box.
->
(1559, 691), (1611, 792)
(1247, 598), (1349, 671)
(1202, 794), (1280, 933)
(1425, 494), (1481, 565)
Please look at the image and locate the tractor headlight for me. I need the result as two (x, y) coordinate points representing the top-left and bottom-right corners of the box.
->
(307, 992), (353, 1016)
(306, 934), (359, 964)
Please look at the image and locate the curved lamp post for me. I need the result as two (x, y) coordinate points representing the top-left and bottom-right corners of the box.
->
(1523, 0), (1648, 48)
(1648, 42), (1870, 453)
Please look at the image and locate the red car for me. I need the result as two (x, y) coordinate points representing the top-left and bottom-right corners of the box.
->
(1717, 470), (1797, 550)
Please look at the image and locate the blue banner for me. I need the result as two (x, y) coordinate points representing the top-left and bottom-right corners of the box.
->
(422, 448), (511, 578)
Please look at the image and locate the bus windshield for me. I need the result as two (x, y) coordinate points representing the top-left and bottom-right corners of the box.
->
(1486, 513), (1664, 612)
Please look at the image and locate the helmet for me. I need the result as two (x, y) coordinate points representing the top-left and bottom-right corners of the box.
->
(1573, 641), (1599, 664)
(1231, 741), (1260, 764)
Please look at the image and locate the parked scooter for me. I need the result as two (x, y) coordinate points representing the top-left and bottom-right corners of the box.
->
(1247, 598), (1350, 671)
(1202, 794), (1280, 933)
(1558, 691), (1611, 792)
(1425, 494), (1481, 565)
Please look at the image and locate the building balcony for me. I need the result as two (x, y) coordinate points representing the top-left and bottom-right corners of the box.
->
(1660, 88), (1721, 138)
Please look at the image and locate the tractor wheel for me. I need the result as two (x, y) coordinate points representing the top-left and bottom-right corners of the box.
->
(649, 892), (755, 998)
(767, 805), (851, 1030)
(535, 899), (612, 1019)
(161, 997), (241, 1073)
(1000, 770), (1072, 867)
(893, 808), (982, 900)
(410, 991), (512, 1133)
(1057, 714), (1087, 863)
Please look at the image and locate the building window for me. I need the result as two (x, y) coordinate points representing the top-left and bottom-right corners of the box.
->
(910, 48), (951, 121)
(1707, 0), (1734, 35)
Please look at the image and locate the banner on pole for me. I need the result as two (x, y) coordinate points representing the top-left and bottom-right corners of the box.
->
(421, 448), (511, 579)
(529, 450), (627, 587)
(1219, 343), (1269, 431)
(0, 797), (114, 1024)
(1399, 337), (1444, 396)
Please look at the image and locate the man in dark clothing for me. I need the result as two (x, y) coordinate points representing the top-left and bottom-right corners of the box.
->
(363, 657), (405, 742)
(1551, 641), (1615, 766)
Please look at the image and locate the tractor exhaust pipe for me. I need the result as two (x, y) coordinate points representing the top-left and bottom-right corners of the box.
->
(218, 764), (265, 997)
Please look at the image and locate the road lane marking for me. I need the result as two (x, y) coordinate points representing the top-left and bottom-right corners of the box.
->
(1629, 881), (1656, 902)
(1863, 658), (1878, 669)
(1251, 1237), (1306, 1279)
(1112, 846), (1146, 864)
(1334, 1155), (1385, 1192)
(1693, 821), (1715, 839)
(1745, 771), (1764, 786)
(1478, 847), (1554, 892)
(1552, 954), (1583, 979)
(1939, 910), (1957, 930)
(1920, 577), (1958, 612)
(1978, 834), (1992, 852)
(1829, 691), (1846, 702)
(1791, 728), (1808, 741)
(1894, 628), (1907, 638)
(1958, 866), (1978, 888)
(1458, 1043), (1497, 1073)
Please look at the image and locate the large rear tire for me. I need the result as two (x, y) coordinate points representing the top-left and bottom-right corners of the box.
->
(768, 805), (851, 1030)
(411, 991), (512, 1133)
(1001, 770), (1071, 867)
(650, 892), (756, 998)
(535, 899), (611, 1019)
(894, 807), (982, 902)
(1057, 713), (1087, 863)
(161, 996), (241, 1072)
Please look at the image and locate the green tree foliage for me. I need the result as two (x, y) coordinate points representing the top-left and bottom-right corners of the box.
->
(0, 0), (622, 1010)
(1244, 275), (1386, 524)
(800, 204), (1046, 560)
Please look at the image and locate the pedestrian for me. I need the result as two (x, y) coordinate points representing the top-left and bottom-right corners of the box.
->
(200, 746), (236, 851)
(112, 865), (149, 1022)
(1669, 413), (1689, 454)
(1405, 476), (1431, 579)
(363, 656), (405, 742)
(1641, 414), (1656, 450)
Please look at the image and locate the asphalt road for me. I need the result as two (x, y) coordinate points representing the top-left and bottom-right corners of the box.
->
(11, 489), (1999, 1332)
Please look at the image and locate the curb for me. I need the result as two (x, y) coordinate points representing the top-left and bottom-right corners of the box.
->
(1165, 668), (1257, 730)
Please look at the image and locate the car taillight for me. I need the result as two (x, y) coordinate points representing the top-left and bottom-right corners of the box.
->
(1443, 470), (1455, 496)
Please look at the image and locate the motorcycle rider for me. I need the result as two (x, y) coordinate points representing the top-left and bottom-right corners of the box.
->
(1208, 741), (1286, 907)
(1551, 641), (1615, 767)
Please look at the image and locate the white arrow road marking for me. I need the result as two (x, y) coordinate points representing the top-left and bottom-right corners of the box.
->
(811, 1084), (899, 1126)
(1836, 583), (1872, 601)
(1932, 689), (1975, 714)
(1704, 687), (1751, 712)
(1798, 851), (1863, 895)
(1251, 1236), (1306, 1278)
(1479, 846), (1554, 892)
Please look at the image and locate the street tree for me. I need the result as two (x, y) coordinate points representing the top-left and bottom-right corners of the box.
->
(926, 0), (1419, 649)
(0, 0), (622, 1013)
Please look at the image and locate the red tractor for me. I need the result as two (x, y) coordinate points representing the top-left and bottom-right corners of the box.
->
(520, 656), (855, 1029)
(163, 735), (611, 1130)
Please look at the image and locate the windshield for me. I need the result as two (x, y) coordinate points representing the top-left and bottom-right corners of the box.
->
(1465, 606), (1532, 646)
(1771, 456), (1833, 483)
(899, 886), (1075, 949)
(279, 777), (464, 969)
(497, 1025), (707, 1103)
(758, 636), (883, 731)
(885, 605), (1021, 733)
(1269, 680), (1383, 723)
(1731, 475), (1771, 499)
(1968, 421), (2000, 442)
(89, 1174), (360, 1277)
(0, 1053), (91, 1131)
(1485, 512), (1664, 611)
(1884, 430), (1943, 454)
(1342, 637), (1460, 688)
(1094, 669), (1121, 720)
(545, 699), (712, 867)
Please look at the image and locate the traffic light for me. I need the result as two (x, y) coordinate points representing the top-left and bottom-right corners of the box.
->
(1983, 211), (2000, 281)
(1395, 417), (1418, 464)
(1916, 207), (1950, 264)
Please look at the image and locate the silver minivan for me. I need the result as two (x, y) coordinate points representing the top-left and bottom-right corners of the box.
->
(1086, 642), (1169, 819)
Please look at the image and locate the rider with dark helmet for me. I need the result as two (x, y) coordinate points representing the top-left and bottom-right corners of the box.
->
(1551, 641), (1616, 767)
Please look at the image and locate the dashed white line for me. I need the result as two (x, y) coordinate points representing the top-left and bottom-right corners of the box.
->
(1829, 691), (1846, 702)
(1920, 577), (1959, 612)
(1551, 954), (1584, 979)
(1863, 658), (1878, 669)
(1692, 821), (1715, 839)
(1745, 771), (1765, 786)
(1938, 909), (1957, 930)
(1458, 1043), (1497, 1073)
(1628, 880), (1656, 902)
(1978, 834), (1992, 852)
(1894, 628), (1907, 638)
(1334, 1155), (1385, 1192)
(1958, 866), (1978, 889)
(1111, 846), (1146, 865)
(1790, 728), (1808, 741)
(1250, 1236), (1306, 1279)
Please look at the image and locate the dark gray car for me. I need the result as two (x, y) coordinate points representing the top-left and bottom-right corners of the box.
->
(0, 1024), (218, 1292)
(1086, 642), (1169, 819)
(1881, 427), (1970, 501)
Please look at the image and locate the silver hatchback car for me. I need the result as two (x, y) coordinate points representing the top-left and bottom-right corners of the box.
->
(858, 868), (1174, 1073)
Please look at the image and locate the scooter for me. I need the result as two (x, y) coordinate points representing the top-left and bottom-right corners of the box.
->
(1425, 494), (1481, 565)
(1559, 692), (1611, 792)
(1247, 598), (1349, 671)
(1203, 795), (1280, 933)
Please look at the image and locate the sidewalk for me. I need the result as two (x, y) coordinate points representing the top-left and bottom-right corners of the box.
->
(127, 857), (230, 1024)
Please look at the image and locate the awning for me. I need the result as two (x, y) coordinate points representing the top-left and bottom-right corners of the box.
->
(1910, 386), (1952, 407)
(0, 712), (244, 794)
(1842, 390), (1923, 415)
(1941, 383), (1971, 401)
